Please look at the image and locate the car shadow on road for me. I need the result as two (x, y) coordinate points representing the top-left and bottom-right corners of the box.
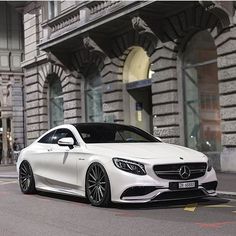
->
(36, 191), (90, 205)
(35, 191), (230, 210)
(111, 196), (230, 210)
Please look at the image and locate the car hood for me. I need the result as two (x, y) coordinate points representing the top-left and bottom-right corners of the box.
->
(86, 143), (207, 164)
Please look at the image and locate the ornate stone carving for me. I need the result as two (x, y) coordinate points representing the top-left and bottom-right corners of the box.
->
(199, 1), (231, 29)
(131, 16), (158, 42)
(89, 1), (121, 16)
(83, 36), (105, 56)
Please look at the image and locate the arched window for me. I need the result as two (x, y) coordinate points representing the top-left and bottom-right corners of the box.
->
(48, 75), (64, 128)
(123, 46), (152, 132)
(123, 46), (151, 83)
(85, 66), (103, 122)
(183, 31), (221, 152)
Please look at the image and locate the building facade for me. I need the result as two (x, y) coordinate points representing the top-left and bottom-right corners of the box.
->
(0, 2), (24, 164)
(15, 1), (236, 172)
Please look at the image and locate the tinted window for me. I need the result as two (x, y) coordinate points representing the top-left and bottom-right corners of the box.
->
(74, 124), (159, 143)
(38, 130), (56, 143)
(51, 129), (77, 145)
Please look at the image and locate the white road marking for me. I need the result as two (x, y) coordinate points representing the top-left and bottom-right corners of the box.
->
(205, 204), (235, 208)
(0, 180), (17, 186)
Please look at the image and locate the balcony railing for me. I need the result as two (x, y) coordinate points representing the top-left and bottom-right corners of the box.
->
(40, 1), (151, 48)
(51, 12), (80, 33)
(88, 0), (121, 17)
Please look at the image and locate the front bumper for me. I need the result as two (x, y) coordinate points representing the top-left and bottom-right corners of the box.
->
(105, 161), (218, 203)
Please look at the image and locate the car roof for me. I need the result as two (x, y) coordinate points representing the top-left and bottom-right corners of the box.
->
(72, 123), (134, 129)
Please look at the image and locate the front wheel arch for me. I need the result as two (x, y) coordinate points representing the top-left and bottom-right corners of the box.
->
(85, 162), (111, 207)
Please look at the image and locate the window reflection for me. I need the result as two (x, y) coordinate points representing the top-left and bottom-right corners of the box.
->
(48, 1), (58, 19)
(85, 68), (103, 122)
(183, 31), (221, 152)
(49, 76), (64, 128)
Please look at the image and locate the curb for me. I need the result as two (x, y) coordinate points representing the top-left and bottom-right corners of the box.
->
(217, 191), (236, 200)
(0, 175), (18, 179)
(0, 164), (16, 167)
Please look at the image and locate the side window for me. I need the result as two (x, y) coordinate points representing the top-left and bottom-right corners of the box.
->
(48, 1), (58, 19)
(51, 129), (78, 145)
(38, 130), (56, 144)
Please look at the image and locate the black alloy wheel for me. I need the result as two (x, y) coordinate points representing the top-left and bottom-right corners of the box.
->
(19, 161), (36, 194)
(86, 163), (111, 207)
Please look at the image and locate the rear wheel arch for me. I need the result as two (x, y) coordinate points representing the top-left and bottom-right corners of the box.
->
(19, 160), (36, 194)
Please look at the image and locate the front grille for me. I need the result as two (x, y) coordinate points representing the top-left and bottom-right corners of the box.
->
(152, 189), (207, 201)
(153, 162), (207, 180)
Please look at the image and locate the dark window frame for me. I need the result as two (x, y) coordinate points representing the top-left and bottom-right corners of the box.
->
(74, 123), (159, 144)
(38, 130), (56, 144)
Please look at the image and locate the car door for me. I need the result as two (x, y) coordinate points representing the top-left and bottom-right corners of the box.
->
(32, 129), (57, 181)
(46, 128), (79, 189)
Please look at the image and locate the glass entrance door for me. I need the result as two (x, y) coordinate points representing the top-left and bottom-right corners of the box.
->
(183, 30), (221, 152)
(183, 61), (221, 152)
(128, 85), (152, 133)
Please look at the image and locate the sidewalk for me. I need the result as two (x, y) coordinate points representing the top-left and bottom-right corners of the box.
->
(215, 172), (236, 199)
(0, 164), (235, 199)
(0, 165), (17, 179)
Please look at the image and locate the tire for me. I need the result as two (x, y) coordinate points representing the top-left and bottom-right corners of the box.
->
(19, 161), (36, 194)
(86, 163), (111, 207)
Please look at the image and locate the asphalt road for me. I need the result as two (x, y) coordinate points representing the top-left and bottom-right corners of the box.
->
(0, 179), (236, 236)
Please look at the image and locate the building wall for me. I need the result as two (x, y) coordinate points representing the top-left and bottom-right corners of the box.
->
(60, 0), (77, 13)
(22, 2), (83, 144)
(21, 1), (236, 171)
(0, 2), (24, 163)
(216, 27), (236, 171)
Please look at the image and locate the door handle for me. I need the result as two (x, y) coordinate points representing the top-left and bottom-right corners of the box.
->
(47, 148), (52, 152)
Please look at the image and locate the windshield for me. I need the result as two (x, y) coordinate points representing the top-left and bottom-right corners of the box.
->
(74, 123), (159, 143)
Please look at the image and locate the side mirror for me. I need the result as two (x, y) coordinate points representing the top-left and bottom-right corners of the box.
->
(58, 137), (74, 149)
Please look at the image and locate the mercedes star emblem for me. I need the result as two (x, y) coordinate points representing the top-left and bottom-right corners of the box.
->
(179, 165), (191, 179)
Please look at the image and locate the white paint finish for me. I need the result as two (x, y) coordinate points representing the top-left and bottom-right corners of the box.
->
(86, 142), (206, 163)
(17, 123), (218, 203)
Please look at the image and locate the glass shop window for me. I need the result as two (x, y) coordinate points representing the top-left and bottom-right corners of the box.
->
(49, 75), (64, 128)
(183, 31), (221, 152)
(85, 67), (103, 122)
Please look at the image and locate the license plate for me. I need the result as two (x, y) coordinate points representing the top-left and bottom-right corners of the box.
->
(179, 181), (196, 189)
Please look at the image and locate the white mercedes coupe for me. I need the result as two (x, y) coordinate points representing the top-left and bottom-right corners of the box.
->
(17, 123), (217, 207)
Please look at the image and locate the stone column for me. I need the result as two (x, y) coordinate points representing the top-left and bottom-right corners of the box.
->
(2, 117), (8, 164)
(62, 74), (82, 124)
(151, 42), (180, 145)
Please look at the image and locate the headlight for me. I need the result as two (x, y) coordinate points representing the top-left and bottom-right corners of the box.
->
(207, 158), (213, 171)
(113, 158), (146, 175)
